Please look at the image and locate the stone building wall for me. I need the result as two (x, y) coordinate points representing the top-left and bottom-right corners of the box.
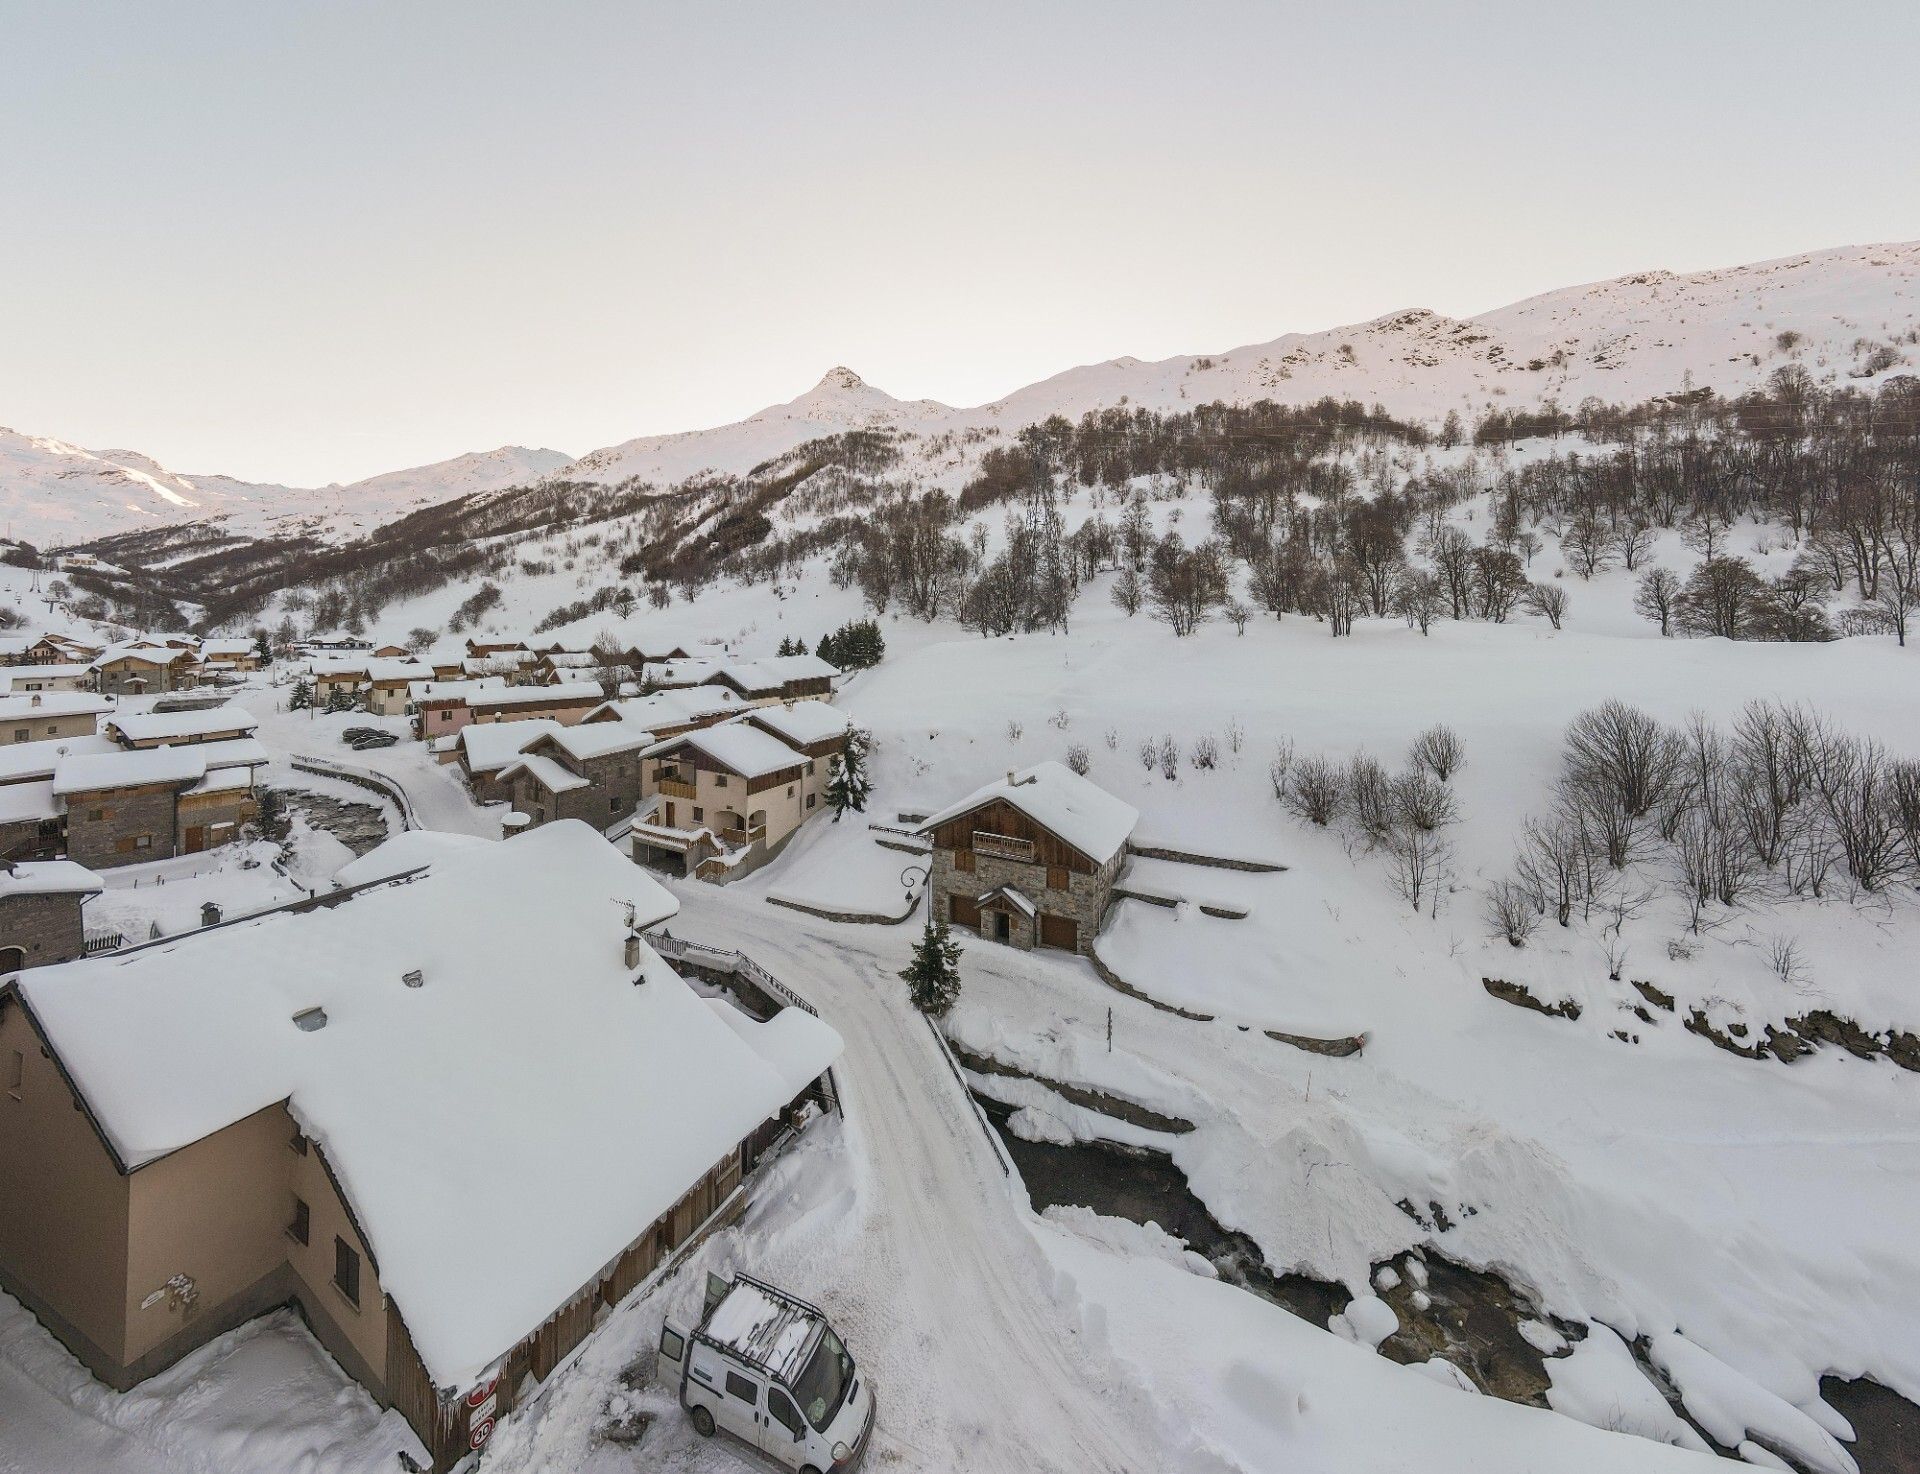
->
(0, 892), (88, 968)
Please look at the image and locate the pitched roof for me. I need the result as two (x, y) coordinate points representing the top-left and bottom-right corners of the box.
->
(0, 860), (103, 901)
(916, 761), (1139, 865)
(543, 722), (658, 763)
(0, 692), (112, 722)
(17, 822), (843, 1390)
(746, 701), (850, 748)
(455, 718), (561, 773)
(499, 752), (590, 795)
(583, 687), (745, 728)
(52, 746), (208, 796)
(0, 735), (117, 786)
(468, 681), (603, 711)
(648, 723), (808, 780)
(106, 706), (259, 745)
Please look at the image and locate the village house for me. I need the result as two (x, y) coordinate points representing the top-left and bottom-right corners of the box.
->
(500, 721), (657, 832)
(362, 660), (434, 718)
(461, 649), (543, 686)
(707, 654), (839, 706)
(91, 643), (199, 696)
(465, 680), (603, 727)
(580, 685), (747, 740)
(2, 662), (105, 695)
(743, 699), (852, 764)
(104, 706), (259, 750)
(915, 762), (1139, 956)
(0, 860), (106, 971)
(0, 822), (842, 1471)
(0, 738), (115, 863)
(7, 634), (104, 668)
(196, 638), (262, 674)
(0, 691), (112, 746)
(449, 718), (561, 802)
(534, 648), (601, 685)
(631, 721), (824, 878)
(370, 644), (411, 660)
(51, 738), (267, 868)
(407, 676), (507, 740)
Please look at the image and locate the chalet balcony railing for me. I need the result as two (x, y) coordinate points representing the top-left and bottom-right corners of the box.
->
(656, 778), (698, 801)
(83, 928), (126, 956)
(720, 825), (767, 848)
(972, 830), (1034, 862)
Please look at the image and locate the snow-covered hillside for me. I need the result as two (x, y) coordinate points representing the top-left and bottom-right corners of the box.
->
(0, 431), (570, 548)
(555, 240), (1920, 490)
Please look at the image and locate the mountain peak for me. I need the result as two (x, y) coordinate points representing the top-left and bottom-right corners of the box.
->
(814, 366), (867, 393)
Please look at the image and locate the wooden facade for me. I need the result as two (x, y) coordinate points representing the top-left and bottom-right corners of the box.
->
(926, 797), (1101, 874)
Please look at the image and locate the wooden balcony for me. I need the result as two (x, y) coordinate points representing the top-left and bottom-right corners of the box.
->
(656, 779), (697, 801)
(972, 830), (1035, 862)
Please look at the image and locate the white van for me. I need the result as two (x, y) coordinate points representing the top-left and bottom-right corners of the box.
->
(660, 1273), (876, 1472)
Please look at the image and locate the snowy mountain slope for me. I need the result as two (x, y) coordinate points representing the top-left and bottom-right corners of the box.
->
(0, 431), (570, 548)
(555, 240), (1920, 489)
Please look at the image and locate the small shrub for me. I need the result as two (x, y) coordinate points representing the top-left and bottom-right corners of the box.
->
(1191, 735), (1219, 770)
(1065, 743), (1091, 776)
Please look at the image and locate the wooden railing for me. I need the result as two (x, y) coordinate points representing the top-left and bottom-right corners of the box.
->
(83, 928), (125, 956)
(972, 830), (1034, 862)
(656, 778), (697, 801)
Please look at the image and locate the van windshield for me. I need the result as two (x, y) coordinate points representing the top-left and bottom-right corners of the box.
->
(791, 1326), (853, 1431)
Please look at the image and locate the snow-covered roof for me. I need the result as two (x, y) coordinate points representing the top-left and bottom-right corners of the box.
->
(646, 657), (724, 686)
(198, 638), (254, 657)
(52, 746), (208, 796)
(0, 692), (111, 721)
(648, 723), (808, 780)
(185, 736), (270, 772)
(364, 659), (432, 684)
(468, 681), (604, 710)
(407, 676), (507, 702)
(456, 718), (561, 772)
(543, 723), (657, 763)
(746, 701), (850, 748)
(0, 735), (117, 785)
(0, 662), (95, 687)
(584, 687), (745, 728)
(91, 643), (191, 669)
(106, 706), (259, 744)
(0, 780), (58, 824)
(917, 761), (1139, 864)
(0, 860), (101, 901)
(17, 821), (843, 1389)
(498, 752), (590, 795)
(977, 884), (1037, 918)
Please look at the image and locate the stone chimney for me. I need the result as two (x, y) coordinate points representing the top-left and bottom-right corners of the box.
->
(624, 932), (643, 971)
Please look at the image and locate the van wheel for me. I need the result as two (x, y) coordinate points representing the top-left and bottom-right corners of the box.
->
(690, 1406), (715, 1438)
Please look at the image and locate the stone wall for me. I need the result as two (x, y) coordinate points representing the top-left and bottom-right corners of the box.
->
(66, 787), (179, 869)
(929, 845), (1119, 955)
(0, 892), (88, 967)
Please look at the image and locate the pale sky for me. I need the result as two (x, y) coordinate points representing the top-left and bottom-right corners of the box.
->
(4, 0), (1918, 487)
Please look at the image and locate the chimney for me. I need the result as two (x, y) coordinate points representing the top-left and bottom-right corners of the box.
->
(624, 932), (643, 971)
(402, 968), (424, 989)
(30, 694), (40, 708)
(292, 1007), (328, 1033)
(200, 901), (222, 927)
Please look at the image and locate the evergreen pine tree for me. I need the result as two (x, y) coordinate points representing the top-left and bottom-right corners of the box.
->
(325, 686), (355, 714)
(816, 631), (839, 666)
(899, 914), (963, 1018)
(252, 629), (273, 666)
(824, 729), (872, 821)
(287, 677), (312, 711)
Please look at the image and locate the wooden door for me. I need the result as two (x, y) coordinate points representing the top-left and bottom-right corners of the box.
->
(184, 826), (207, 854)
(663, 801), (676, 827)
(1040, 914), (1078, 951)
(949, 893), (980, 928)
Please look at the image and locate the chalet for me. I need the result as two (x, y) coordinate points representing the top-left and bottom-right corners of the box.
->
(0, 861), (105, 971)
(915, 762), (1139, 956)
(580, 685), (747, 739)
(535, 649), (601, 685)
(463, 636), (532, 658)
(465, 680), (603, 727)
(105, 706), (259, 750)
(594, 640), (690, 670)
(195, 638), (262, 674)
(0, 662), (97, 695)
(0, 692), (111, 746)
(91, 644), (199, 696)
(0, 822), (842, 1471)
(451, 719), (562, 802)
(500, 722), (657, 832)
(708, 654), (839, 706)
(10, 634), (103, 668)
(407, 676), (506, 740)
(0, 637), (39, 667)
(461, 649), (542, 685)
(363, 660), (433, 718)
(371, 644), (411, 660)
(632, 722), (822, 877)
(51, 739), (267, 867)
(743, 700), (852, 761)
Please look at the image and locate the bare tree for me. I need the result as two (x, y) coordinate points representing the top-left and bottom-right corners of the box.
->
(1347, 754), (1396, 842)
(1267, 739), (1295, 800)
(1408, 724), (1465, 782)
(1633, 565), (1681, 636)
(1521, 581), (1571, 630)
(1484, 879), (1541, 948)
(1285, 754), (1346, 826)
(1516, 814), (1589, 927)
(1110, 565), (1143, 617)
(1392, 570), (1445, 635)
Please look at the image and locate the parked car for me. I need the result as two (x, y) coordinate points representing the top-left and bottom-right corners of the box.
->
(660, 1273), (875, 1472)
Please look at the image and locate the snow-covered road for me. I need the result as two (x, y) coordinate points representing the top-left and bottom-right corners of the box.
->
(659, 888), (1156, 1472)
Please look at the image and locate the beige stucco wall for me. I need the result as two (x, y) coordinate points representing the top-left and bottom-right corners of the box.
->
(2, 711), (96, 745)
(0, 997), (131, 1374)
(123, 1103), (293, 1367)
(285, 1137), (388, 1388)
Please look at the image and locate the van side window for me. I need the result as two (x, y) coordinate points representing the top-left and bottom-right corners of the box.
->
(659, 1327), (685, 1364)
(768, 1388), (804, 1437)
(725, 1371), (758, 1404)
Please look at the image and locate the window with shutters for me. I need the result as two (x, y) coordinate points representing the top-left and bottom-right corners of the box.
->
(1047, 865), (1069, 890)
(288, 1196), (310, 1246)
(955, 849), (975, 873)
